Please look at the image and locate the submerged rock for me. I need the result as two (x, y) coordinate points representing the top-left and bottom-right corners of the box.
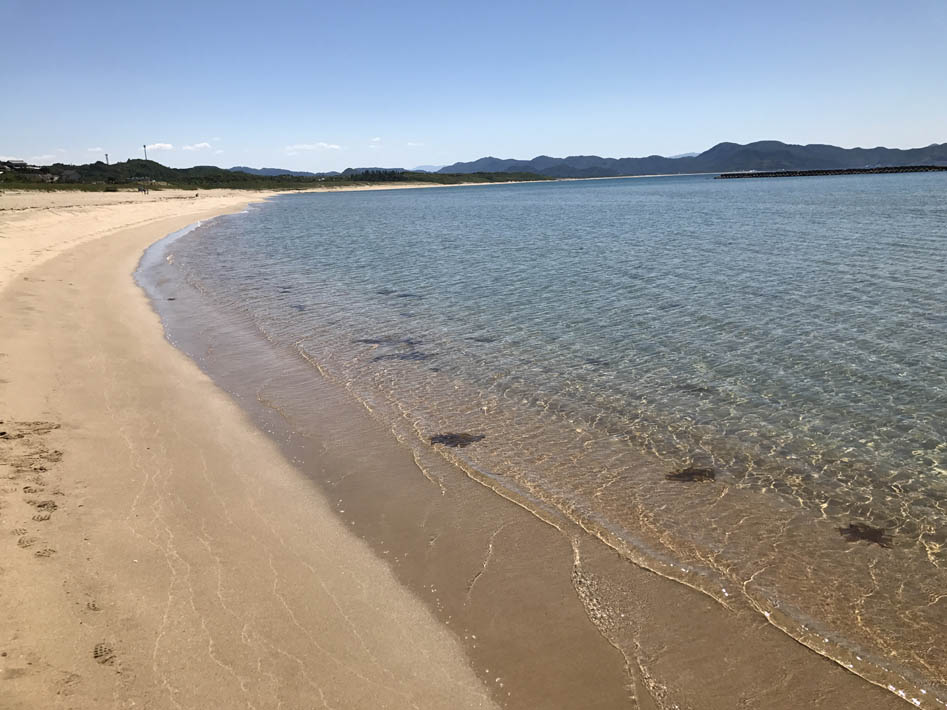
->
(665, 467), (716, 483)
(838, 523), (892, 548)
(430, 433), (486, 448)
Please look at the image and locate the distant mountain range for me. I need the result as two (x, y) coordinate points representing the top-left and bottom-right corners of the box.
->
(228, 142), (947, 180)
(438, 141), (947, 178)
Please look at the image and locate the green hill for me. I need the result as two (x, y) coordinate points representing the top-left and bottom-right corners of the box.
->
(0, 159), (552, 190)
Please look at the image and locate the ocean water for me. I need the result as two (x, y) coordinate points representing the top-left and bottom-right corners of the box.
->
(158, 174), (946, 703)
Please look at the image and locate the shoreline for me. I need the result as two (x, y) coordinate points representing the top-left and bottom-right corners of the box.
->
(138, 195), (909, 707)
(0, 189), (504, 708)
(0, 188), (909, 708)
(0, 170), (715, 211)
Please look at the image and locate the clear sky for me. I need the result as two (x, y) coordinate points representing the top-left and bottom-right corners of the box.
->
(3, 0), (945, 171)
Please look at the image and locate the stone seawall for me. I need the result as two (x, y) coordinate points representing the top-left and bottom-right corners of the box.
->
(716, 165), (947, 179)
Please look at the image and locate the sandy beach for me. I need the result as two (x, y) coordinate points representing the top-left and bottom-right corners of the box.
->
(0, 188), (507, 708)
(0, 187), (907, 709)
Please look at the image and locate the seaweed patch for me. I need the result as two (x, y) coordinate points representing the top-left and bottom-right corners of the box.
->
(838, 523), (892, 548)
(430, 433), (486, 448)
(665, 467), (716, 483)
(354, 337), (422, 346)
(373, 351), (434, 362)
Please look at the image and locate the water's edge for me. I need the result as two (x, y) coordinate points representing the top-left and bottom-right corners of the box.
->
(135, 215), (641, 708)
(135, 209), (929, 709)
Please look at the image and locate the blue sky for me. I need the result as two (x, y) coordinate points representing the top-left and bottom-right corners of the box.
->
(3, 0), (945, 171)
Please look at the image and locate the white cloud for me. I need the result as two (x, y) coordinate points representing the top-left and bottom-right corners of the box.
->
(146, 142), (174, 151)
(285, 142), (341, 152)
(212, 136), (221, 142)
(182, 142), (212, 151)
(371, 136), (381, 143)
(29, 154), (56, 163)
(0, 155), (21, 161)
(406, 142), (424, 147)
(87, 147), (104, 152)
(214, 149), (224, 154)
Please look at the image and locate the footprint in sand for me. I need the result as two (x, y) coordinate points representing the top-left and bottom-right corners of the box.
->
(11, 527), (27, 536)
(93, 643), (115, 665)
(20, 422), (60, 437)
(34, 548), (56, 558)
(17, 535), (39, 548)
(0, 421), (60, 439)
(32, 512), (51, 522)
(27, 500), (58, 512)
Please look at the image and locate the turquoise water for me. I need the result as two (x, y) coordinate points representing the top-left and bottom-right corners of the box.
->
(166, 174), (946, 702)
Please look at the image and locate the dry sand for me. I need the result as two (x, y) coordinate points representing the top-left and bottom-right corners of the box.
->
(0, 188), (500, 708)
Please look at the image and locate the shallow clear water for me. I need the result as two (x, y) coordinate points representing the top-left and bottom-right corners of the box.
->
(167, 174), (947, 702)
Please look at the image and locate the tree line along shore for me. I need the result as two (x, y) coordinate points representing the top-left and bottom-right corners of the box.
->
(0, 158), (552, 191)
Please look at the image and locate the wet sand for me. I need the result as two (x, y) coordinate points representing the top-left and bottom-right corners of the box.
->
(0, 188), (906, 709)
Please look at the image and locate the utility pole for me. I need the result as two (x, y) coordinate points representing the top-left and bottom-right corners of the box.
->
(143, 144), (148, 161)
(105, 153), (109, 166)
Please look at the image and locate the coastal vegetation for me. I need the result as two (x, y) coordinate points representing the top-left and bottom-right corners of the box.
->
(0, 159), (552, 191)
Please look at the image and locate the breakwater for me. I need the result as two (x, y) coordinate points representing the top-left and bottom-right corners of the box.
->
(716, 165), (947, 179)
